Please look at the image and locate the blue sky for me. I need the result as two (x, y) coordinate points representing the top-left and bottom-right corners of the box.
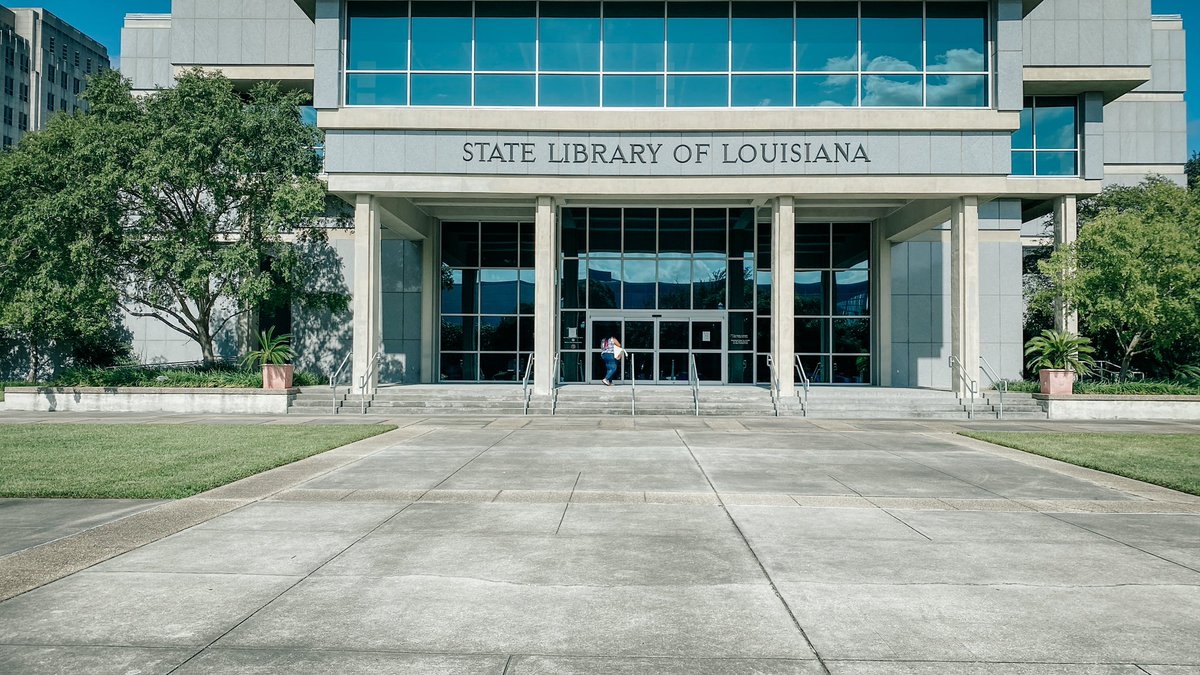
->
(19, 0), (1200, 154)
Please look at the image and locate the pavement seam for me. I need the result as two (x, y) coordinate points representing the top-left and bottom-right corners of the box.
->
(673, 429), (833, 675)
(418, 430), (519, 498)
(1037, 511), (1200, 576)
(826, 476), (934, 542)
(555, 472), (582, 535)
(841, 430), (1015, 502)
(501, 654), (514, 673)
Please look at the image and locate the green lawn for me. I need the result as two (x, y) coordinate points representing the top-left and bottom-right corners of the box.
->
(0, 424), (395, 499)
(962, 432), (1200, 496)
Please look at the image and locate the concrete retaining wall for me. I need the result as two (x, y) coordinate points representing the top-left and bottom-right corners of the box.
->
(1036, 395), (1200, 420)
(3, 387), (293, 414)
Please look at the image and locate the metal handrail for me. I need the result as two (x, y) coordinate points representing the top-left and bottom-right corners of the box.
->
(688, 353), (700, 416)
(764, 354), (781, 417)
(358, 348), (383, 414)
(329, 351), (352, 415)
(628, 351), (637, 416)
(551, 352), (562, 415)
(521, 354), (536, 415)
(978, 355), (1005, 419)
(1091, 359), (1145, 382)
(793, 354), (811, 417)
(948, 355), (977, 420)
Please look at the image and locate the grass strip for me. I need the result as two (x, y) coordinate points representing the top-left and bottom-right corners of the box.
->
(961, 431), (1200, 496)
(0, 424), (395, 499)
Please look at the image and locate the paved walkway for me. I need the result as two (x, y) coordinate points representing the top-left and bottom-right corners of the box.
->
(0, 414), (1198, 674)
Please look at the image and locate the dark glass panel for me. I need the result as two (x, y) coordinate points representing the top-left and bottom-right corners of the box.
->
(861, 75), (922, 107)
(1035, 151), (1077, 176)
(587, 257), (621, 308)
(693, 352), (722, 382)
(860, 1), (922, 72)
(797, 354), (828, 383)
(728, 257), (755, 310)
(475, 75), (536, 106)
(410, 0), (472, 70)
(440, 315), (477, 350)
(623, 259), (657, 309)
(755, 271), (771, 313)
(732, 1), (792, 72)
(480, 353), (520, 381)
(795, 223), (830, 268)
(832, 354), (870, 383)
(561, 208), (585, 257)
(666, 1), (729, 72)
(561, 352), (585, 382)
(728, 352), (754, 384)
(518, 315), (534, 350)
(561, 311), (586, 350)
(480, 315), (520, 351)
(658, 258), (691, 309)
(756, 317), (771, 352)
(692, 321), (722, 350)
(539, 75), (601, 107)
(539, 2), (601, 71)
(1011, 151), (1034, 176)
(588, 208), (621, 253)
(603, 75), (665, 107)
(732, 75), (791, 107)
(519, 222), (534, 267)
(441, 268), (478, 314)
(755, 354), (770, 384)
(659, 320), (689, 349)
(834, 270), (870, 316)
(410, 73), (471, 106)
(518, 269), (535, 313)
(833, 318), (870, 353)
(1034, 98), (1078, 149)
(475, 1), (536, 72)
(480, 269), (519, 314)
(624, 208), (657, 254)
(1012, 107), (1034, 150)
(630, 351), (655, 380)
(796, 74), (857, 107)
(666, 75), (729, 107)
(625, 320), (654, 350)
(659, 352), (690, 382)
(561, 258), (586, 308)
(757, 219), (771, 268)
(693, 208), (726, 254)
(795, 2), (858, 72)
(728, 311), (753, 351)
(794, 271), (826, 316)
(693, 258), (727, 309)
(729, 208), (755, 258)
(346, 74), (407, 106)
(832, 223), (870, 269)
(346, 1), (408, 71)
(440, 353), (477, 381)
(659, 209), (691, 254)
(926, 1), (988, 73)
(441, 221), (479, 267)
(603, 1), (665, 72)
(481, 222), (519, 267)
(795, 318), (829, 354)
(926, 75), (986, 107)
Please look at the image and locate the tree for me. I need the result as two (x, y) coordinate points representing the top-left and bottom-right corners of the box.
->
(85, 69), (346, 363)
(1040, 180), (1200, 379)
(1186, 150), (1200, 189)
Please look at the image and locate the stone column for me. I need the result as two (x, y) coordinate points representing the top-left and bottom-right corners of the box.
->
(873, 225), (893, 386)
(352, 194), (383, 395)
(533, 197), (558, 396)
(420, 220), (439, 383)
(950, 197), (980, 396)
(771, 196), (796, 397)
(1053, 195), (1079, 334)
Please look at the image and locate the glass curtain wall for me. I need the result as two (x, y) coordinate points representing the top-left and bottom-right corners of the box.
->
(344, 0), (989, 108)
(440, 221), (537, 381)
(1011, 96), (1080, 177)
(794, 223), (871, 384)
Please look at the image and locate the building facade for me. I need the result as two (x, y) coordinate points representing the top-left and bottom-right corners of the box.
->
(0, 4), (108, 149)
(121, 0), (1186, 395)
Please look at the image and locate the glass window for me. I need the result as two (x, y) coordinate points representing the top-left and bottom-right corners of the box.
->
(441, 316), (478, 351)
(795, 318), (830, 353)
(410, 1), (472, 71)
(410, 73), (471, 105)
(346, 1), (408, 70)
(659, 209), (691, 254)
(832, 223), (870, 269)
(658, 259), (691, 309)
(861, 2), (922, 72)
(728, 258), (755, 309)
(694, 258), (727, 309)
(603, 2), (665, 72)
(796, 74), (857, 107)
(1035, 151), (1077, 176)
(476, 2), (537, 71)
(796, 2), (858, 72)
(540, 75), (601, 106)
(588, 208), (621, 253)
(603, 75), (664, 107)
(926, 75), (986, 107)
(1011, 151), (1034, 176)
(480, 315), (519, 350)
(794, 271), (826, 315)
(442, 269), (478, 314)
(347, 73), (407, 105)
(481, 223), (519, 267)
(834, 270), (870, 315)
(539, 1), (601, 71)
(1012, 97), (1079, 177)
(796, 224), (831, 268)
(561, 207), (585, 257)
(667, 75), (728, 107)
(624, 259), (657, 308)
(1034, 98), (1078, 149)
(1012, 106), (1034, 150)
(926, 2), (987, 72)
(442, 221), (479, 267)
(475, 75), (535, 106)
(732, 75), (792, 106)
(732, 1), (792, 72)
(441, 353), (478, 380)
(667, 1), (728, 72)
(588, 257), (621, 308)
(693, 209), (726, 255)
(861, 74), (922, 107)
(624, 209), (656, 255)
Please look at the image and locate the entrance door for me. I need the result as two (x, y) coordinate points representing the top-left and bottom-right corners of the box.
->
(588, 313), (724, 384)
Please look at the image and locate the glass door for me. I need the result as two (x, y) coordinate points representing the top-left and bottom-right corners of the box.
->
(588, 314), (724, 384)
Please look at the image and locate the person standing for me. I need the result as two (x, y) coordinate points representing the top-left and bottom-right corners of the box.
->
(600, 335), (622, 386)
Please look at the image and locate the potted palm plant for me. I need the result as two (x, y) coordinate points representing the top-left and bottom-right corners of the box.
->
(1024, 329), (1096, 396)
(242, 328), (295, 390)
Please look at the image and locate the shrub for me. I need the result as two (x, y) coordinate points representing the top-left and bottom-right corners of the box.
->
(1024, 329), (1097, 376)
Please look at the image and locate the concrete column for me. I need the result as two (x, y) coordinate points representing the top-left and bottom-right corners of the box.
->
(1053, 195), (1079, 335)
(771, 197), (796, 397)
(873, 225), (893, 386)
(533, 197), (558, 396)
(420, 221), (439, 383)
(352, 194), (383, 395)
(950, 197), (980, 396)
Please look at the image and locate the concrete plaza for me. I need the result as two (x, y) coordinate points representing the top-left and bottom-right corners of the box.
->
(0, 414), (1198, 674)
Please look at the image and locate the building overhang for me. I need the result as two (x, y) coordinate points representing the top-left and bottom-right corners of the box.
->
(1023, 66), (1153, 103)
(292, 0), (316, 20)
(172, 65), (314, 95)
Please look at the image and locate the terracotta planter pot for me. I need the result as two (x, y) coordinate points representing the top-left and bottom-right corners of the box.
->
(1039, 368), (1075, 396)
(262, 364), (294, 390)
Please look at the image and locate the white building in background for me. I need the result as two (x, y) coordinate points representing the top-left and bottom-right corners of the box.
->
(119, 0), (1186, 396)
